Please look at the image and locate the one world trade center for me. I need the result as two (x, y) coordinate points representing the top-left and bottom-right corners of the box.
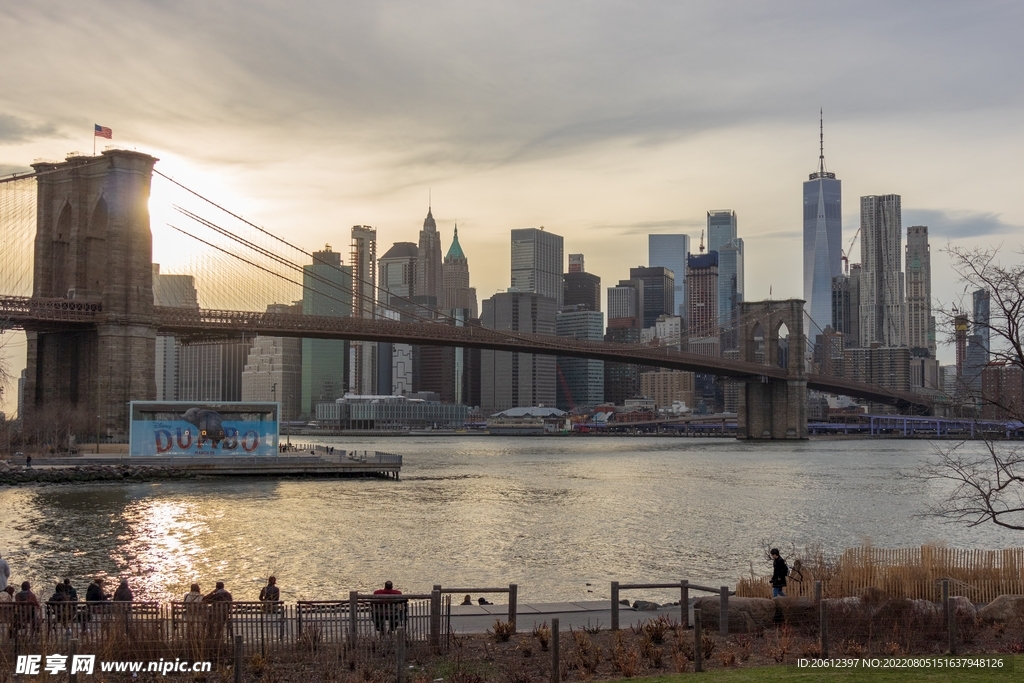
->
(803, 114), (842, 337)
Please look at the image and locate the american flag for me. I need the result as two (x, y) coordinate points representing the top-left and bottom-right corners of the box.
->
(94, 124), (112, 139)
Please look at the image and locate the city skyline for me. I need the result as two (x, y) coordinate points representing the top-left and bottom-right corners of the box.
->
(1, 2), (1022, 413)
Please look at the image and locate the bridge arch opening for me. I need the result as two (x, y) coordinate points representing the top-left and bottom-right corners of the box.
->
(52, 202), (72, 297)
(83, 196), (108, 294)
(776, 321), (790, 370)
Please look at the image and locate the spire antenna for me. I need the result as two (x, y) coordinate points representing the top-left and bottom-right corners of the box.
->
(819, 109), (826, 174)
(699, 229), (705, 253)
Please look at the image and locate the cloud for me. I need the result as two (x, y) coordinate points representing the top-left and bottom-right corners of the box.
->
(0, 114), (57, 145)
(903, 209), (1021, 239)
(587, 218), (705, 236)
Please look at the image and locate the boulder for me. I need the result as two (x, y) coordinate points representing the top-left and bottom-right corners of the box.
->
(951, 596), (977, 621)
(978, 595), (1024, 623)
(633, 600), (660, 611)
(694, 596), (775, 633)
(909, 599), (941, 618)
(774, 596), (816, 626)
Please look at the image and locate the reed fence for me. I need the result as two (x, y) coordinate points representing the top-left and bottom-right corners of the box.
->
(736, 545), (1024, 603)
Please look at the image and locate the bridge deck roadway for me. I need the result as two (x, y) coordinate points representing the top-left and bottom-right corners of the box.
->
(0, 297), (930, 411)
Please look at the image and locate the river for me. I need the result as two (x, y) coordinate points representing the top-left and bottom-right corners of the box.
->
(0, 436), (1013, 604)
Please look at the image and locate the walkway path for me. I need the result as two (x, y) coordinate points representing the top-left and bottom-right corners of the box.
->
(449, 600), (692, 634)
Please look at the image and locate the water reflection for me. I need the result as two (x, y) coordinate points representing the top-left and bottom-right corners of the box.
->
(0, 437), (1017, 604)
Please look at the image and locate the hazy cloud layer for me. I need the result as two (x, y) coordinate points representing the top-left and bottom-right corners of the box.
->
(903, 209), (1022, 239)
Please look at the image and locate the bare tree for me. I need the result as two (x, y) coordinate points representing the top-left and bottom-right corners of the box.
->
(923, 245), (1024, 529)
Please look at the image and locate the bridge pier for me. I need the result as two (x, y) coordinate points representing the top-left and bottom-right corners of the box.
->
(736, 299), (808, 440)
(24, 151), (158, 440)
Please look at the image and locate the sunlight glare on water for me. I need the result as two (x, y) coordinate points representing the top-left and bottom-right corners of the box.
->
(0, 436), (1016, 604)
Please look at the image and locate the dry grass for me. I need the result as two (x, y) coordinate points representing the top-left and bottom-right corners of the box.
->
(738, 544), (1024, 602)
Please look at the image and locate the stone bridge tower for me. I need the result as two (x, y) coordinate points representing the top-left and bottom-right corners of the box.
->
(736, 299), (808, 440)
(24, 150), (158, 439)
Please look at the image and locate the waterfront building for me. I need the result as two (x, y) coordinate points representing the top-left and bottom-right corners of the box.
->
(555, 306), (605, 411)
(648, 234), (689, 319)
(905, 225), (935, 357)
(803, 118), (843, 335)
(302, 246), (352, 417)
(640, 369), (694, 410)
(511, 227), (564, 307)
(486, 406), (567, 435)
(152, 264), (198, 401)
(351, 225), (377, 395)
(843, 345), (912, 394)
(241, 302), (303, 421)
(316, 393), (470, 431)
(981, 362), (1024, 421)
(629, 266), (674, 329)
(858, 194), (906, 348)
(480, 291), (557, 413)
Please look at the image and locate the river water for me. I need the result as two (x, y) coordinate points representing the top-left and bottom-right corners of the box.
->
(0, 436), (1013, 605)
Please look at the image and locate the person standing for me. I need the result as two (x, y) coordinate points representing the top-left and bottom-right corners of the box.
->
(62, 578), (78, 602)
(770, 548), (789, 598)
(113, 579), (134, 602)
(372, 580), (405, 632)
(259, 576), (280, 602)
(0, 552), (10, 590)
(204, 581), (234, 640)
(86, 577), (109, 603)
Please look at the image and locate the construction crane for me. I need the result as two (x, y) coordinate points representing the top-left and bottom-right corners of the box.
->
(841, 227), (861, 275)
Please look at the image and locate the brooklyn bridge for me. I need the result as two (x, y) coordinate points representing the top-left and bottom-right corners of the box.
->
(0, 149), (931, 441)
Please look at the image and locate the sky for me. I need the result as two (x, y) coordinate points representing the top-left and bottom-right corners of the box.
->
(2, 0), (1024, 411)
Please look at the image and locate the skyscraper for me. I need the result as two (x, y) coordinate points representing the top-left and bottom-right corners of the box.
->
(648, 234), (689, 319)
(152, 264), (198, 401)
(416, 207), (443, 304)
(511, 228), (564, 307)
(717, 238), (744, 349)
(378, 242), (418, 395)
(556, 307), (605, 410)
(480, 292), (557, 412)
(302, 246), (351, 416)
(686, 252), (720, 357)
(442, 225), (478, 318)
(905, 225), (935, 357)
(707, 210), (736, 253)
(563, 253), (601, 312)
(858, 194), (905, 348)
(351, 225), (377, 395)
(604, 280), (643, 406)
(628, 266), (674, 329)
(241, 302), (303, 421)
(803, 117), (842, 336)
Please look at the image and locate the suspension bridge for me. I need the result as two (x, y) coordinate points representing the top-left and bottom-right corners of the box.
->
(0, 149), (931, 441)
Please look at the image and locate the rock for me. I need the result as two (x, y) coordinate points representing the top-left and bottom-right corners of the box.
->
(633, 600), (660, 611)
(910, 599), (941, 618)
(618, 599), (631, 606)
(774, 596), (816, 625)
(978, 595), (1024, 623)
(694, 596), (775, 633)
(952, 596), (976, 621)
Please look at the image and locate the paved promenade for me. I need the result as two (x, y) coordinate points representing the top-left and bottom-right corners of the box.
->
(448, 600), (692, 634)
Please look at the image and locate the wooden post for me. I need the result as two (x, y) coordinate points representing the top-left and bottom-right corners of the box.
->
(69, 638), (78, 683)
(680, 580), (689, 629)
(349, 591), (359, 643)
(430, 589), (442, 649)
(396, 626), (406, 683)
(820, 599), (828, 659)
(693, 609), (703, 673)
(509, 583), (518, 633)
(611, 581), (620, 631)
(814, 580), (822, 604)
(719, 586), (729, 636)
(943, 579), (957, 655)
(234, 635), (243, 683)
(550, 618), (560, 683)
